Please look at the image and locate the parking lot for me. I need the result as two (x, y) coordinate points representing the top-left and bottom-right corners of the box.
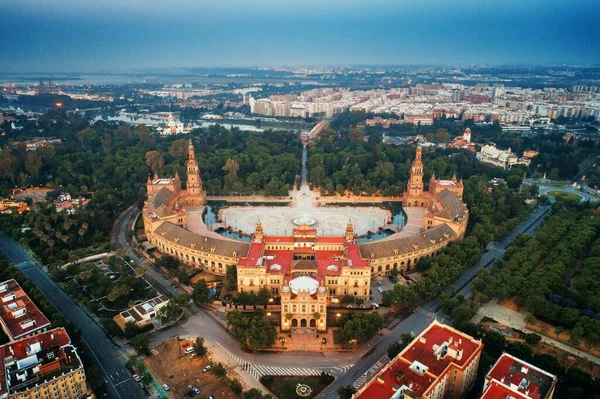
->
(144, 339), (238, 399)
(370, 275), (398, 304)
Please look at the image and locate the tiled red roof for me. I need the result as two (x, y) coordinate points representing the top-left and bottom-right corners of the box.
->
(481, 380), (530, 399)
(356, 320), (483, 399)
(402, 323), (482, 377)
(356, 357), (436, 398)
(486, 353), (556, 399)
(0, 279), (51, 340)
(0, 327), (74, 396)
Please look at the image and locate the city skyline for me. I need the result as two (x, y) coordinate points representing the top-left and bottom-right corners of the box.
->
(1, 0), (600, 73)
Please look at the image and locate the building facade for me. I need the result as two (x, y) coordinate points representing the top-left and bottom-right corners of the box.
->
(143, 146), (469, 331)
(0, 328), (89, 399)
(355, 320), (483, 399)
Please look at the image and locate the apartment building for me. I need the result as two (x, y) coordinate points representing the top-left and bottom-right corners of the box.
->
(355, 320), (483, 399)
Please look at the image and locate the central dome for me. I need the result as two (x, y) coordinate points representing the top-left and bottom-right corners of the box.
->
(288, 276), (319, 295)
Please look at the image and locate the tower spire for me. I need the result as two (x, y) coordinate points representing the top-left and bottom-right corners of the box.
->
(188, 139), (195, 161)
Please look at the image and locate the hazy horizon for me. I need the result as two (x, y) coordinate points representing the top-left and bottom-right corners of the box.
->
(2, 0), (600, 73)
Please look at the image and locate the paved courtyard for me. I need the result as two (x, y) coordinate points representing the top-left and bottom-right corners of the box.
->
(220, 204), (391, 236)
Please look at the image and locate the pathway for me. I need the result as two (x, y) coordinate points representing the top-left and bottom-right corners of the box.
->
(473, 301), (600, 366)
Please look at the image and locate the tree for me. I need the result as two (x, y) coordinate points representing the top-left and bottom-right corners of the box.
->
(157, 298), (184, 324)
(145, 150), (164, 174)
(224, 265), (237, 291)
(230, 378), (243, 394)
(337, 385), (357, 399)
(193, 336), (207, 357)
(24, 151), (42, 178)
(340, 295), (355, 306)
(223, 158), (240, 178)
(227, 311), (276, 350)
(132, 333), (150, 356)
(212, 362), (227, 378)
(168, 139), (190, 159)
(524, 333), (542, 345)
(192, 279), (211, 303)
(339, 312), (383, 343)
(387, 342), (404, 359)
(0, 149), (18, 183)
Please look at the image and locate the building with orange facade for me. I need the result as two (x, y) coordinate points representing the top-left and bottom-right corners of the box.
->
(143, 144), (469, 331)
(355, 320), (483, 399)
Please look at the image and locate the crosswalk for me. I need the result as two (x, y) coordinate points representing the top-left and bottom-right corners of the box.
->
(215, 341), (353, 380)
(352, 355), (389, 389)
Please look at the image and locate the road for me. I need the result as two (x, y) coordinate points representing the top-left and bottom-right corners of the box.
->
(115, 205), (551, 398)
(0, 233), (145, 399)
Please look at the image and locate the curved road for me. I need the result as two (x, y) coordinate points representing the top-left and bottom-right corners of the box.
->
(116, 204), (551, 398)
(0, 233), (145, 399)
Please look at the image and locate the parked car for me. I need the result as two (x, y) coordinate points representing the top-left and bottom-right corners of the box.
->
(162, 384), (170, 391)
(132, 374), (141, 382)
(184, 347), (194, 354)
(138, 383), (145, 389)
(189, 353), (197, 359)
(203, 365), (212, 373)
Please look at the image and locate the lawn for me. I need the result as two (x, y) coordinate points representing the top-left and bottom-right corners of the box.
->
(547, 191), (582, 201)
(261, 374), (334, 399)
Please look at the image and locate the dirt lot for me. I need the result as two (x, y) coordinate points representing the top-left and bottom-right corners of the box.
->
(145, 339), (238, 399)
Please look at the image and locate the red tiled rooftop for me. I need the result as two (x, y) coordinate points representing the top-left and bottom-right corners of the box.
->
(0, 279), (51, 340)
(401, 322), (483, 377)
(356, 357), (436, 399)
(487, 353), (556, 399)
(481, 380), (530, 399)
(356, 320), (483, 399)
(238, 241), (264, 267)
(346, 243), (369, 267)
(0, 327), (73, 396)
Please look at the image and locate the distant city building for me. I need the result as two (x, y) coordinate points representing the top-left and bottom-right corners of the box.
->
(482, 352), (557, 399)
(476, 144), (530, 170)
(522, 150), (539, 159)
(355, 319), (483, 399)
(448, 128), (475, 151)
(365, 117), (404, 128)
(0, 279), (51, 341)
(113, 295), (169, 331)
(157, 113), (185, 135)
(0, 200), (29, 214)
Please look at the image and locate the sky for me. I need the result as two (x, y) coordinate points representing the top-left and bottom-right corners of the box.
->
(1, 0), (600, 73)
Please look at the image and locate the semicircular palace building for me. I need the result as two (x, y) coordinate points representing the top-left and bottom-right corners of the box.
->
(143, 141), (468, 331)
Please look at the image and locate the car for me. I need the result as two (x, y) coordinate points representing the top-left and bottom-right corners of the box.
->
(132, 374), (141, 382)
(139, 383), (145, 389)
(203, 365), (212, 373)
(189, 353), (197, 359)
(162, 384), (170, 391)
(184, 347), (194, 354)
(187, 389), (197, 397)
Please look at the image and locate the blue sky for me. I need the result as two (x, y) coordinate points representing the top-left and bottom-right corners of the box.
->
(1, 0), (599, 73)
